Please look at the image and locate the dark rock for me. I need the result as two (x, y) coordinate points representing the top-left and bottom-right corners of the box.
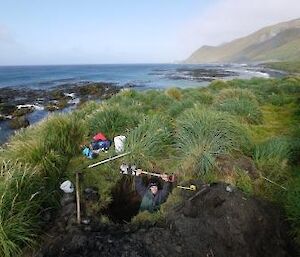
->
(0, 82), (120, 120)
(13, 106), (34, 117)
(9, 116), (30, 129)
(168, 68), (238, 82)
(50, 90), (68, 100)
(56, 99), (68, 110)
(46, 104), (59, 112)
(84, 187), (99, 202)
(0, 103), (17, 116)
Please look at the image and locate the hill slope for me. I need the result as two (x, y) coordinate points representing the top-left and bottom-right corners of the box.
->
(185, 18), (300, 64)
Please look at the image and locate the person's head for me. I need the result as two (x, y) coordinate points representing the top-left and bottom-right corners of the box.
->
(149, 182), (158, 195)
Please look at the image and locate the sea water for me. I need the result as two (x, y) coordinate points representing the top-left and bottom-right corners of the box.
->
(0, 63), (270, 144)
(0, 63), (269, 90)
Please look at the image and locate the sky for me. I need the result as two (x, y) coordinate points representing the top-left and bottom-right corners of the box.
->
(0, 0), (299, 65)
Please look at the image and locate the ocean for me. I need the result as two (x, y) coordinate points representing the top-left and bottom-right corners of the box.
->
(0, 63), (270, 90)
(0, 63), (271, 144)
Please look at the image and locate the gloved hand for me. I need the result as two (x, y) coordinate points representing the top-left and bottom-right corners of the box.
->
(161, 174), (169, 182)
(135, 169), (142, 176)
(120, 163), (129, 174)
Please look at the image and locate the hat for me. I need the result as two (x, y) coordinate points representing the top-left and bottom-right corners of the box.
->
(60, 180), (74, 193)
(149, 182), (158, 188)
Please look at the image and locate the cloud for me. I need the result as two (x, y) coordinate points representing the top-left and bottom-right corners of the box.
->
(182, 0), (300, 56)
(0, 24), (14, 44)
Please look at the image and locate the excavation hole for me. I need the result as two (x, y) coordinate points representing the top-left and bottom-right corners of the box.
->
(103, 176), (162, 223)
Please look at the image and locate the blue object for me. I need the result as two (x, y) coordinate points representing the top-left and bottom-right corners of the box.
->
(82, 147), (94, 159)
(91, 140), (111, 150)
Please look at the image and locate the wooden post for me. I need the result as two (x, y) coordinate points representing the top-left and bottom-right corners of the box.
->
(76, 172), (81, 224)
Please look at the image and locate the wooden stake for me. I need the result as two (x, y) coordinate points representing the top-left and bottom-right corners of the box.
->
(76, 172), (81, 224)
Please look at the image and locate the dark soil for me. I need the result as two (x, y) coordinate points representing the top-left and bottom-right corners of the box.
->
(33, 181), (298, 257)
(167, 181), (296, 257)
(103, 176), (141, 223)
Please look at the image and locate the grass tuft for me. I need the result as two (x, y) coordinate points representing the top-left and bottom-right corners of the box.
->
(87, 106), (142, 139)
(176, 108), (250, 176)
(123, 115), (172, 169)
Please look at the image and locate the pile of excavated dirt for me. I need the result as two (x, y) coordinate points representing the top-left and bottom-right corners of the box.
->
(166, 181), (296, 257)
(33, 182), (297, 257)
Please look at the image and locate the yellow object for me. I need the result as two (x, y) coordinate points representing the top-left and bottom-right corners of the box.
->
(177, 185), (197, 191)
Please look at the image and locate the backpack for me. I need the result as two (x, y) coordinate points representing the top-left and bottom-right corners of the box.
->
(93, 133), (107, 142)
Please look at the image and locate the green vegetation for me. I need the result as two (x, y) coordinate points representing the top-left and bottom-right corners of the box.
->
(265, 61), (300, 74)
(176, 109), (250, 175)
(214, 88), (262, 124)
(185, 19), (300, 64)
(0, 75), (300, 255)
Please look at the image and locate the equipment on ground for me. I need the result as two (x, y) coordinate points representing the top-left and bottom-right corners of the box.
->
(75, 172), (81, 224)
(139, 170), (176, 183)
(88, 152), (131, 168)
(177, 185), (197, 191)
(60, 180), (74, 193)
(114, 135), (126, 153)
(261, 175), (287, 191)
(120, 164), (176, 182)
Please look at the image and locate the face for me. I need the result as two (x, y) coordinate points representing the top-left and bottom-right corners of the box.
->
(150, 185), (158, 195)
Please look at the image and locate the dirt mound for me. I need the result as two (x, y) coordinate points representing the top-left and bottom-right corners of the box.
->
(166, 182), (295, 257)
(35, 224), (150, 257)
(34, 182), (296, 257)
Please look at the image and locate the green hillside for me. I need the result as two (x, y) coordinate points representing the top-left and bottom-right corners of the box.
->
(265, 60), (300, 73)
(185, 18), (300, 64)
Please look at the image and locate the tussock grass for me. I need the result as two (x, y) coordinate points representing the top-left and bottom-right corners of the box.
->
(182, 88), (214, 105)
(235, 170), (253, 195)
(0, 161), (59, 257)
(284, 176), (300, 241)
(87, 106), (142, 139)
(40, 114), (85, 157)
(214, 88), (258, 104)
(213, 88), (262, 124)
(3, 113), (84, 171)
(216, 98), (263, 124)
(0, 114), (83, 256)
(165, 87), (182, 100)
(123, 115), (172, 169)
(176, 108), (250, 176)
(208, 80), (229, 91)
(253, 137), (292, 200)
(75, 101), (101, 119)
(253, 137), (291, 168)
(168, 100), (194, 118)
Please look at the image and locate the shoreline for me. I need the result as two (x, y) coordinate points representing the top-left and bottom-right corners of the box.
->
(0, 82), (121, 144)
(0, 64), (284, 145)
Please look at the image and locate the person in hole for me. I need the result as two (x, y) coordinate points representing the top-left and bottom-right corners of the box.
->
(134, 169), (171, 213)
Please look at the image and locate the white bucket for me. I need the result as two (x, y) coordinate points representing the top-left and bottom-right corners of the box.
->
(114, 135), (126, 153)
(60, 180), (74, 193)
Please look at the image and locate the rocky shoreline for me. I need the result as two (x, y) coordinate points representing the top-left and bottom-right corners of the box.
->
(173, 68), (237, 81)
(0, 82), (121, 130)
